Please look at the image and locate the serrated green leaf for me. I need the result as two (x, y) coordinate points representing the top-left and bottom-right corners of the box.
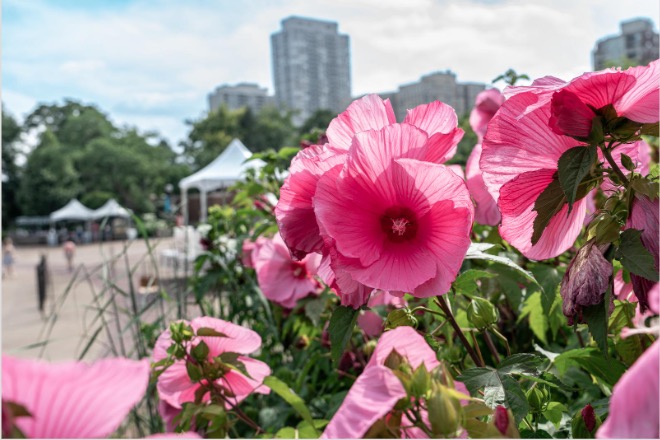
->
(519, 291), (548, 344)
(531, 264), (564, 314)
(328, 305), (359, 365)
(615, 229), (659, 281)
(543, 402), (568, 428)
(554, 348), (626, 386)
(264, 376), (318, 434)
(557, 145), (597, 211)
(497, 353), (544, 375)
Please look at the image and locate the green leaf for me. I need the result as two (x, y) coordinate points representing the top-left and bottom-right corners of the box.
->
(263, 376), (318, 434)
(520, 429), (553, 438)
(640, 121), (659, 136)
(557, 145), (597, 211)
(191, 340), (209, 362)
(186, 362), (202, 382)
(631, 176), (659, 200)
(531, 264), (564, 314)
(457, 364), (532, 423)
(582, 300), (609, 356)
(543, 402), (568, 428)
(304, 297), (326, 327)
(620, 153), (636, 172)
(615, 229), (659, 281)
(610, 300), (645, 365)
(554, 348), (627, 386)
(327, 305), (359, 365)
(196, 327), (228, 337)
(465, 244), (541, 291)
(498, 353), (544, 375)
(453, 269), (497, 296)
(518, 291), (548, 344)
(296, 420), (328, 439)
(218, 352), (252, 379)
(275, 427), (297, 438)
(532, 178), (566, 245)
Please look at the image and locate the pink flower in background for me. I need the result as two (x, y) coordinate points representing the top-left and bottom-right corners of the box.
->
(315, 123), (473, 298)
(323, 327), (468, 439)
(626, 194), (659, 312)
(596, 341), (660, 439)
(466, 143), (501, 226)
(357, 291), (406, 337)
(241, 237), (266, 268)
(153, 317), (270, 410)
(2, 356), (149, 439)
(253, 233), (321, 308)
(469, 88), (505, 140)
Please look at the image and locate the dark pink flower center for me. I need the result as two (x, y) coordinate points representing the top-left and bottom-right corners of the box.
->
(380, 207), (418, 242)
(290, 261), (308, 279)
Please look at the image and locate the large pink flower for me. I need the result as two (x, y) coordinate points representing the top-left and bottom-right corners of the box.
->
(153, 317), (270, 410)
(253, 233), (321, 308)
(2, 356), (149, 438)
(469, 88), (505, 140)
(314, 123), (474, 298)
(323, 327), (468, 438)
(276, 95), (464, 262)
(596, 341), (659, 439)
(480, 87), (645, 260)
(241, 237), (266, 268)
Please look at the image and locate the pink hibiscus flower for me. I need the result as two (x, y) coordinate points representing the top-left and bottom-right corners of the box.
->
(241, 237), (266, 268)
(153, 317), (270, 411)
(469, 88), (505, 140)
(481, 88), (644, 260)
(322, 326), (469, 439)
(252, 233), (322, 308)
(626, 194), (659, 311)
(2, 356), (149, 439)
(276, 95), (464, 262)
(314, 123), (474, 298)
(596, 341), (660, 439)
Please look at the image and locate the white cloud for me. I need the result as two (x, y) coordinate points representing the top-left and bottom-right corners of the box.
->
(2, 0), (658, 145)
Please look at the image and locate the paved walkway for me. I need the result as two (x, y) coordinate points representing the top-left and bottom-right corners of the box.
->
(2, 237), (187, 361)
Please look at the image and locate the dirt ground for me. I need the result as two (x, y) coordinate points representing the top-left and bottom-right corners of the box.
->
(1, 236), (189, 361)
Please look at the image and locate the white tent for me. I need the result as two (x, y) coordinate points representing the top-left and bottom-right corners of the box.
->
(92, 199), (131, 220)
(179, 139), (265, 223)
(50, 199), (94, 222)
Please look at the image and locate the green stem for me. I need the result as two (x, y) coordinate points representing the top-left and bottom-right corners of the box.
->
(482, 330), (502, 364)
(601, 145), (629, 186)
(490, 327), (512, 357)
(435, 295), (485, 367)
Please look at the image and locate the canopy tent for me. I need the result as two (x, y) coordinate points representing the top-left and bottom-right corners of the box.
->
(179, 139), (265, 223)
(92, 199), (131, 220)
(50, 199), (94, 222)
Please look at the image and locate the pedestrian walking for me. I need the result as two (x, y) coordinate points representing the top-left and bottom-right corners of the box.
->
(63, 240), (76, 272)
(3, 237), (16, 278)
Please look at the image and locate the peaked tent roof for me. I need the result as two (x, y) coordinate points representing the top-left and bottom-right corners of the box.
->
(92, 199), (131, 220)
(179, 139), (265, 192)
(50, 199), (94, 222)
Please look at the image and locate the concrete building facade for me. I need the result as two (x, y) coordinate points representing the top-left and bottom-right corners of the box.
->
(208, 83), (274, 113)
(593, 18), (659, 70)
(271, 16), (351, 125)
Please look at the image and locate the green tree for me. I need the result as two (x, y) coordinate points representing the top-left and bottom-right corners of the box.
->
(298, 109), (335, 137)
(18, 130), (81, 215)
(448, 114), (479, 166)
(2, 107), (23, 228)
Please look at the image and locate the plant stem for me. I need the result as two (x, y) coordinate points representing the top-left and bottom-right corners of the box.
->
(470, 331), (486, 367)
(490, 327), (512, 357)
(482, 330), (501, 364)
(435, 295), (485, 367)
(601, 145), (629, 186)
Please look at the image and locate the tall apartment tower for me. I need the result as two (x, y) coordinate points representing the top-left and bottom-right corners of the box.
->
(271, 16), (351, 125)
(208, 83), (274, 113)
(593, 18), (659, 70)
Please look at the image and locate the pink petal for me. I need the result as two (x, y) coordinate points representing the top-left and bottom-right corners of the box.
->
(220, 357), (271, 406)
(367, 326), (440, 371)
(498, 169), (587, 260)
(563, 69), (636, 112)
(403, 100), (459, 136)
(626, 194), (659, 311)
(358, 310), (385, 337)
(190, 317), (263, 356)
(465, 143), (501, 226)
(469, 88), (505, 139)
(596, 341), (660, 439)
(327, 247), (375, 309)
(481, 91), (579, 200)
(2, 356), (149, 439)
(422, 129), (464, 163)
(147, 433), (202, 439)
(321, 365), (406, 439)
(613, 270), (636, 302)
(616, 59), (660, 123)
(326, 94), (396, 151)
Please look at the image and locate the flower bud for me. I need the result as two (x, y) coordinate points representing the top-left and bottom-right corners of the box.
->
(526, 386), (550, 413)
(494, 405), (509, 435)
(571, 404), (601, 438)
(409, 364), (431, 398)
(466, 297), (499, 330)
(363, 339), (378, 358)
(385, 308), (418, 330)
(427, 390), (462, 437)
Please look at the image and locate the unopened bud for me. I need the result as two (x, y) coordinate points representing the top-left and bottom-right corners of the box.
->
(572, 404), (602, 438)
(494, 405), (509, 435)
(363, 339), (378, 358)
(385, 308), (418, 330)
(467, 297), (499, 330)
(427, 390), (462, 437)
(526, 386), (550, 413)
(409, 364), (431, 398)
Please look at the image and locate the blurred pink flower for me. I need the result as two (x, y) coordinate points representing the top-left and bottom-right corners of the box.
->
(626, 194), (659, 312)
(253, 233), (322, 308)
(241, 237), (266, 268)
(315, 123), (473, 298)
(153, 317), (270, 411)
(469, 88), (505, 140)
(2, 356), (149, 439)
(466, 143), (501, 226)
(323, 327), (468, 439)
(596, 341), (659, 439)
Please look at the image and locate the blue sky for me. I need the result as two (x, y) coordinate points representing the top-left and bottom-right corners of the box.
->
(3, 0), (659, 148)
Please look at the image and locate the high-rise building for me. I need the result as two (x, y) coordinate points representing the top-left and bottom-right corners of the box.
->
(208, 83), (274, 113)
(387, 71), (486, 120)
(271, 16), (351, 125)
(593, 18), (659, 70)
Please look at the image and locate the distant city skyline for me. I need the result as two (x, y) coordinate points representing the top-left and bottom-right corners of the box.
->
(3, 0), (659, 147)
